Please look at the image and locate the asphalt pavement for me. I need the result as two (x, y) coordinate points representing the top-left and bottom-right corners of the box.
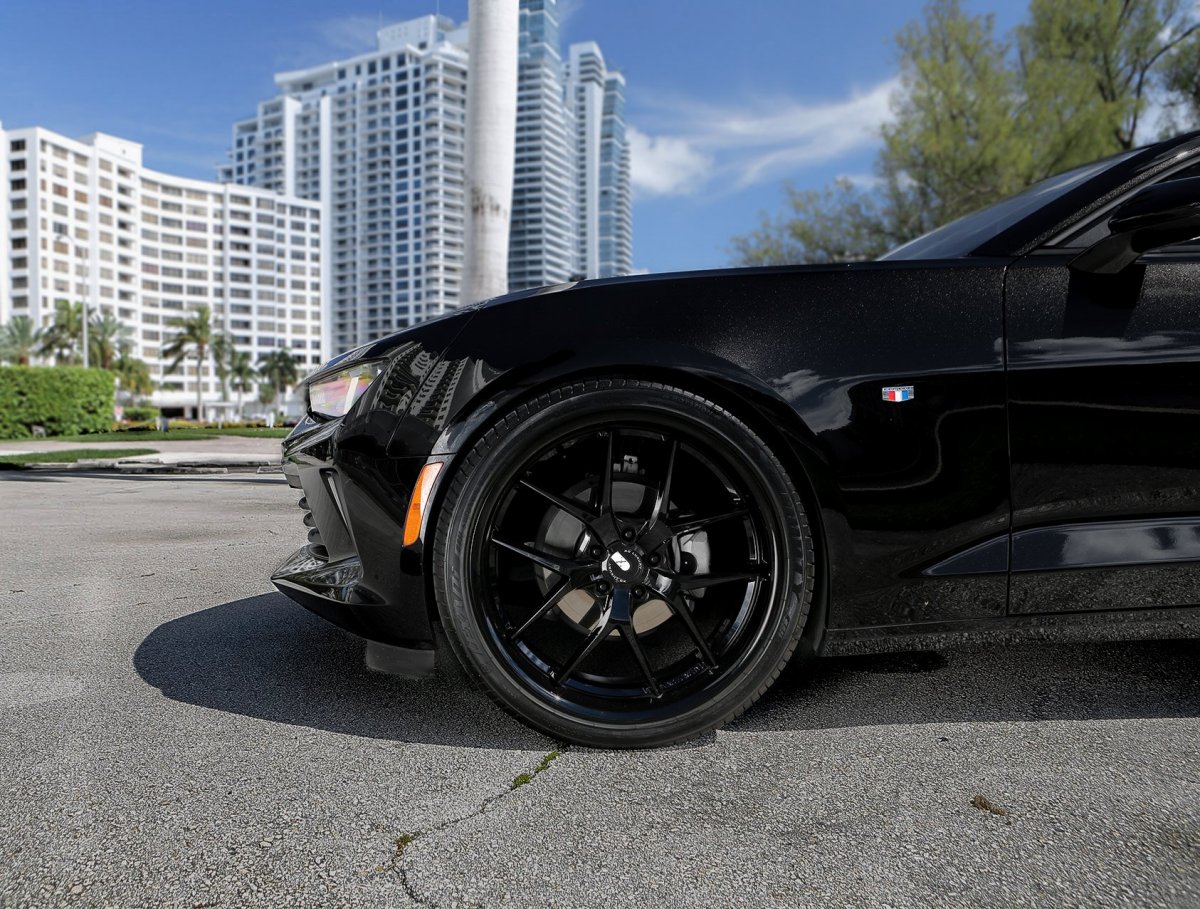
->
(0, 473), (1197, 908)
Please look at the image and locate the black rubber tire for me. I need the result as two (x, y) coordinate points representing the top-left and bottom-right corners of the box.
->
(432, 377), (815, 748)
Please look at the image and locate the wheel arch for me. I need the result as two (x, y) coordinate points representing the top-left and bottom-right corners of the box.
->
(418, 356), (834, 655)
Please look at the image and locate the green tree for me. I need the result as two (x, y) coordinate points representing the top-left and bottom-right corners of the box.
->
(731, 178), (907, 265)
(229, 349), (256, 419)
(257, 381), (278, 408)
(257, 349), (299, 409)
(38, 300), (84, 366)
(162, 304), (213, 418)
(0, 316), (40, 366)
(1158, 15), (1200, 131)
(113, 347), (155, 402)
(87, 311), (133, 371)
(211, 332), (234, 402)
(1019, 0), (1200, 154)
(733, 0), (1200, 265)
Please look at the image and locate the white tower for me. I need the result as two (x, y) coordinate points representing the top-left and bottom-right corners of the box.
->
(461, 0), (520, 305)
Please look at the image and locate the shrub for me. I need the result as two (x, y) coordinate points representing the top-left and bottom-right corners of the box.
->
(123, 404), (160, 423)
(0, 367), (115, 439)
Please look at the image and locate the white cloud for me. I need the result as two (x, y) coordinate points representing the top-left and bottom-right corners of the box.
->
(1137, 94), (1171, 143)
(316, 15), (382, 56)
(558, 0), (585, 35)
(628, 127), (713, 196)
(629, 78), (898, 197)
(834, 172), (883, 190)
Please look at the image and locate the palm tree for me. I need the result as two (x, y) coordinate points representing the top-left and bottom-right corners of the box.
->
(229, 349), (256, 419)
(257, 381), (278, 408)
(113, 346), (155, 403)
(257, 349), (299, 411)
(87, 311), (133, 370)
(38, 300), (84, 365)
(211, 332), (233, 402)
(163, 304), (213, 419)
(0, 316), (40, 366)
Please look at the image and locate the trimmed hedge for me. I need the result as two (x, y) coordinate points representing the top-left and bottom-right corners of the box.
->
(0, 367), (115, 439)
(123, 404), (160, 422)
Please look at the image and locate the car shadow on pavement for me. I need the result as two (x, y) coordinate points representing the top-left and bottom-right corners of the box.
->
(136, 593), (1200, 747)
(733, 636), (1200, 735)
(133, 593), (552, 751)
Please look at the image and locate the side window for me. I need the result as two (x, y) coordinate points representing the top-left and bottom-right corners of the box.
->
(1054, 160), (1200, 255)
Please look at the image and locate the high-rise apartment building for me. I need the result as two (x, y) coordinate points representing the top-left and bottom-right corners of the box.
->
(509, 0), (576, 291)
(222, 16), (469, 352)
(223, 0), (631, 355)
(0, 125), (323, 416)
(567, 42), (633, 281)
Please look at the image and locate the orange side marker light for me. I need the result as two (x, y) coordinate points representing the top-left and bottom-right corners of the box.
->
(403, 462), (443, 546)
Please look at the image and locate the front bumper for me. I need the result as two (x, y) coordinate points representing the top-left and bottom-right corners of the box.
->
(270, 416), (441, 650)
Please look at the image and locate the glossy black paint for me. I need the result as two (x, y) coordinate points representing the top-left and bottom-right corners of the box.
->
(1006, 248), (1200, 614)
(272, 131), (1200, 654)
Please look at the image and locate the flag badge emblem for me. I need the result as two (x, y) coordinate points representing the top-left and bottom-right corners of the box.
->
(882, 385), (915, 403)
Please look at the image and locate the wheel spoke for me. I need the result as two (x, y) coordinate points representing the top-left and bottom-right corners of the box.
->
(664, 593), (717, 667)
(670, 508), (750, 538)
(597, 431), (615, 514)
(491, 537), (585, 578)
(556, 607), (614, 685)
(677, 566), (768, 592)
(641, 507), (750, 554)
(645, 438), (678, 530)
(519, 479), (601, 533)
(618, 624), (661, 697)
(511, 578), (572, 641)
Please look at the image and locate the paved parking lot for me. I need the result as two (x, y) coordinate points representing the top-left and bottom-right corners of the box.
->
(1, 473), (1197, 908)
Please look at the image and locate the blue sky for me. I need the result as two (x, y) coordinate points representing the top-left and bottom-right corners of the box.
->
(0, 0), (1028, 273)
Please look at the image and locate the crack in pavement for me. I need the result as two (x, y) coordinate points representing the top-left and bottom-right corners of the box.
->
(378, 747), (568, 906)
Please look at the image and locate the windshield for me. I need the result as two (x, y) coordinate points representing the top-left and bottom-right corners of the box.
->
(880, 150), (1140, 261)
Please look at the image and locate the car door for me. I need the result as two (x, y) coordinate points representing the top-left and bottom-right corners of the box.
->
(1005, 164), (1200, 614)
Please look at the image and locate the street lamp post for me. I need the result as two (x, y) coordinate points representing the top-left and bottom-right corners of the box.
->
(53, 223), (89, 368)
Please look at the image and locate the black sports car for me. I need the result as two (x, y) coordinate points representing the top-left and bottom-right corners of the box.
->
(273, 132), (1200, 748)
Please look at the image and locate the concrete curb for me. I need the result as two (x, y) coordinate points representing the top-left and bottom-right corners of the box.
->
(13, 459), (283, 476)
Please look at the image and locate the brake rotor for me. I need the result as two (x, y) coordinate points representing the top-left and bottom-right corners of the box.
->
(532, 478), (710, 636)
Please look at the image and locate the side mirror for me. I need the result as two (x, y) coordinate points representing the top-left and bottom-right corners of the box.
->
(1070, 176), (1200, 275)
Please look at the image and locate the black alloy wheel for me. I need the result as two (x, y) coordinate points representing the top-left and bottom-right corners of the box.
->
(434, 378), (814, 748)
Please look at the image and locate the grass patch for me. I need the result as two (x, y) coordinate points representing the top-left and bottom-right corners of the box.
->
(0, 448), (158, 468)
(54, 431), (292, 446)
(54, 430), (216, 443)
(206, 427), (291, 438)
(511, 749), (561, 790)
(44, 427), (290, 444)
(55, 428), (289, 443)
(971, 794), (1010, 817)
(51, 427), (289, 443)
(394, 832), (416, 857)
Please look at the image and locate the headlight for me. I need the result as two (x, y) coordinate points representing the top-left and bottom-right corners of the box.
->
(306, 361), (385, 420)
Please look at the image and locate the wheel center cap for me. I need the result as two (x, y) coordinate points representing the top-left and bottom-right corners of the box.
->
(603, 545), (646, 585)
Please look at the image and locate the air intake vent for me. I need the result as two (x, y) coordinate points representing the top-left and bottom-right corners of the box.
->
(298, 495), (327, 560)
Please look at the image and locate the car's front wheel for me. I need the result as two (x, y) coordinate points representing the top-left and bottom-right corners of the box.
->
(433, 378), (815, 748)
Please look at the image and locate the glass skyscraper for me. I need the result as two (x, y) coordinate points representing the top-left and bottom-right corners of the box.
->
(222, 1), (631, 355)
